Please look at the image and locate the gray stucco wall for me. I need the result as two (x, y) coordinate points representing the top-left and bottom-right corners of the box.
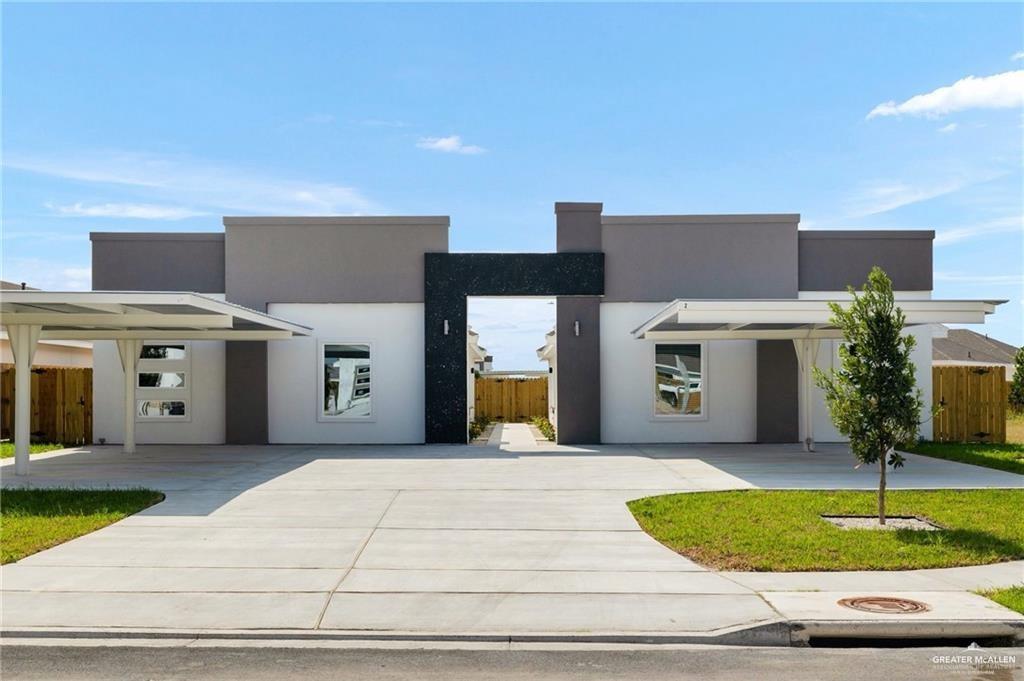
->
(222, 216), (449, 444)
(600, 215), (801, 301)
(554, 203), (604, 444)
(555, 202), (604, 252)
(225, 341), (268, 444)
(756, 340), (798, 443)
(91, 233), (225, 293)
(798, 231), (934, 291)
(555, 297), (601, 443)
(223, 217), (449, 308)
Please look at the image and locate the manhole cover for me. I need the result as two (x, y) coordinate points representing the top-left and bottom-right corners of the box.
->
(837, 596), (931, 614)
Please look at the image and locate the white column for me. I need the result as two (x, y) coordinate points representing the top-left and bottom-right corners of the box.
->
(116, 339), (143, 454)
(794, 338), (820, 453)
(5, 324), (41, 476)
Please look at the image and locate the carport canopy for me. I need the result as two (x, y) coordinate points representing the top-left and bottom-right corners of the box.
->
(632, 298), (1004, 452)
(1, 291), (311, 475)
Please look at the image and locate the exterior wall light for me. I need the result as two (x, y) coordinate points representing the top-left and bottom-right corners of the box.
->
(574, 320), (580, 337)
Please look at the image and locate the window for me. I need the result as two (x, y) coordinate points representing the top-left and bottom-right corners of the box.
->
(136, 342), (190, 421)
(138, 372), (186, 389)
(137, 400), (186, 418)
(654, 343), (704, 417)
(321, 343), (371, 419)
(140, 344), (186, 360)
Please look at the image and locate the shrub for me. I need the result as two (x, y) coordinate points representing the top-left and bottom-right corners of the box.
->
(531, 416), (556, 441)
(468, 416), (491, 440)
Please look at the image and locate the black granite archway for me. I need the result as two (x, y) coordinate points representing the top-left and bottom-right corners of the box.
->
(424, 252), (604, 443)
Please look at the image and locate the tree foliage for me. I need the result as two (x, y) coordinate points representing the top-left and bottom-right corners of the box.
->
(1009, 347), (1024, 414)
(814, 267), (924, 524)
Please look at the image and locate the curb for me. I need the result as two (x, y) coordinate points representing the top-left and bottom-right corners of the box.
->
(789, 619), (1024, 646)
(0, 621), (793, 647)
(4, 618), (1022, 649)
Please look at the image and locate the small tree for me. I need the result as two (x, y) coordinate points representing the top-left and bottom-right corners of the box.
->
(1009, 347), (1024, 414)
(814, 267), (924, 525)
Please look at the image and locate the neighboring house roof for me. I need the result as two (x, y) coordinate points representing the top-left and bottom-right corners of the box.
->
(932, 328), (1018, 365)
(0, 280), (38, 290)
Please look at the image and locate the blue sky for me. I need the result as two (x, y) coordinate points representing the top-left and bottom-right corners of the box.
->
(2, 3), (1021, 369)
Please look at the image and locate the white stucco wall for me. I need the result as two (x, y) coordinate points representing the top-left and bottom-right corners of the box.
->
(600, 303), (758, 443)
(267, 303), (425, 444)
(92, 339), (226, 445)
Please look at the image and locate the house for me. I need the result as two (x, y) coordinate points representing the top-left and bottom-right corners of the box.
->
(76, 203), (1000, 448)
(932, 325), (1018, 380)
(537, 329), (557, 426)
(467, 327), (487, 422)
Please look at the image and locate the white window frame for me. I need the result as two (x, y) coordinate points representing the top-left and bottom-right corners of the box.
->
(317, 340), (375, 423)
(136, 341), (191, 422)
(650, 340), (709, 422)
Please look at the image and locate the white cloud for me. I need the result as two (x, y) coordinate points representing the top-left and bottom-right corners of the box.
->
(867, 70), (1024, 119)
(4, 151), (376, 215)
(2, 259), (91, 291)
(416, 135), (486, 155)
(842, 177), (976, 218)
(935, 215), (1023, 245)
(47, 202), (207, 220)
(3, 230), (87, 242)
(1012, 52), (1024, 61)
(935, 271), (1023, 285)
(937, 123), (958, 134)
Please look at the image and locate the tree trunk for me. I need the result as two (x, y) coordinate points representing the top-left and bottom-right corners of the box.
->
(878, 454), (887, 526)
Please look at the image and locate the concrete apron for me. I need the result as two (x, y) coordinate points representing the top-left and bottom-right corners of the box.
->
(2, 425), (1022, 647)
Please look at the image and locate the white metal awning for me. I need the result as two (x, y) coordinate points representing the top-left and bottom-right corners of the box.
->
(0, 291), (311, 340)
(632, 297), (1004, 454)
(632, 299), (1004, 341)
(1, 290), (311, 476)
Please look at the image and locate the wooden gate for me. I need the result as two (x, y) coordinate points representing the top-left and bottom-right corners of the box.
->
(475, 376), (548, 421)
(0, 365), (93, 445)
(932, 365), (1006, 443)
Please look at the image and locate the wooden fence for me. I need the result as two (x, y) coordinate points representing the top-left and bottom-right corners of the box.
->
(932, 365), (1006, 444)
(475, 376), (548, 422)
(0, 365), (93, 445)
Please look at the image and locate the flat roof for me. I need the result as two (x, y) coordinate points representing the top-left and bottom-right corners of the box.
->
(602, 214), (800, 225)
(222, 216), (450, 227)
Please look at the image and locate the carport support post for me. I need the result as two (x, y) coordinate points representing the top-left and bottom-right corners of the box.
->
(116, 339), (143, 454)
(794, 338), (820, 453)
(5, 324), (41, 476)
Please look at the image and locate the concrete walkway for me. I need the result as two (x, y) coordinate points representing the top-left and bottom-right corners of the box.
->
(2, 424), (1022, 643)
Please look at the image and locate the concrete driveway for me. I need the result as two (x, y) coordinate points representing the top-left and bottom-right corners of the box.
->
(2, 424), (1022, 642)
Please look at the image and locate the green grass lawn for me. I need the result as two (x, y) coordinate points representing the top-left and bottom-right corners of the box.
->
(904, 441), (1024, 476)
(1, 489), (164, 564)
(627, 489), (1024, 572)
(1008, 413), (1024, 445)
(980, 586), (1024, 615)
(0, 442), (68, 459)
